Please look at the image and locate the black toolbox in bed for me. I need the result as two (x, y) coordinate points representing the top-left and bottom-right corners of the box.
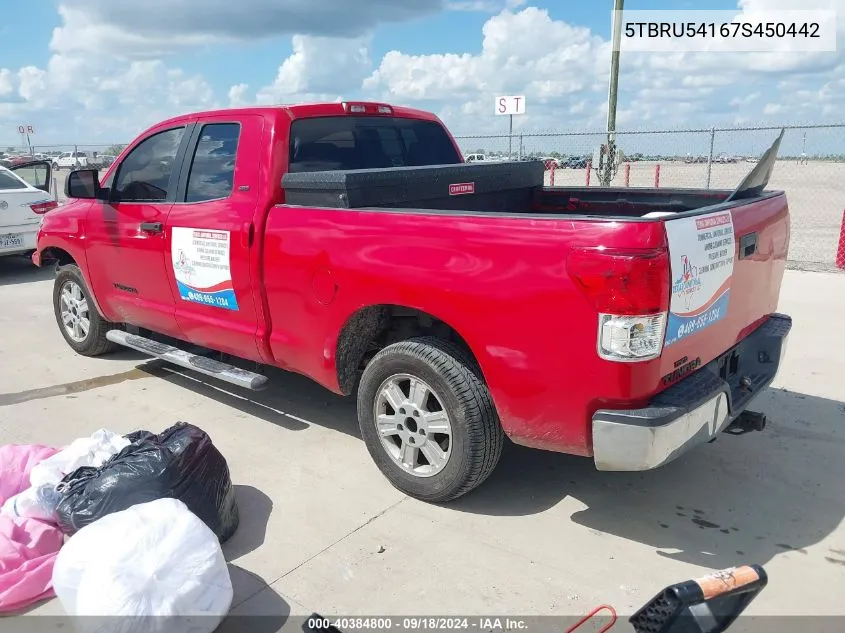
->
(281, 161), (546, 211)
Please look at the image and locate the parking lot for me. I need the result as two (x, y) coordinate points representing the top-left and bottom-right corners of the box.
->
(0, 254), (843, 629)
(50, 157), (845, 270)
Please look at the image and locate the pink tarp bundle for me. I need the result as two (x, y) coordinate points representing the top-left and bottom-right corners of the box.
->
(0, 444), (62, 613)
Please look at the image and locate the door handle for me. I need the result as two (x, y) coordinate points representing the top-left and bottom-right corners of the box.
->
(140, 222), (163, 233)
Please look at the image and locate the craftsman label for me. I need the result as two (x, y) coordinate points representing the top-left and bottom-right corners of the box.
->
(171, 227), (239, 311)
(448, 182), (475, 196)
(663, 211), (735, 346)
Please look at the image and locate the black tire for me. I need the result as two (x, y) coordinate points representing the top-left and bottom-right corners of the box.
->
(357, 336), (504, 503)
(53, 263), (119, 356)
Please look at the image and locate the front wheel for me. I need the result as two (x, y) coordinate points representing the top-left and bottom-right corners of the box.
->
(52, 263), (118, 356)
(357, 337), (504, 503)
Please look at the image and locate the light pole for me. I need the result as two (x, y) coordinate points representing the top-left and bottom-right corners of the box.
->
(602, 0), (625, 186)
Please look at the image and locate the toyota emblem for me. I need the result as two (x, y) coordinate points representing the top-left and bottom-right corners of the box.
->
(0, 201), (7, 210)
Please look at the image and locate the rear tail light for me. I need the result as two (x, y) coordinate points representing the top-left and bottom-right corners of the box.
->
(567, 246), (670, 362)
(30, 200), (59, 215)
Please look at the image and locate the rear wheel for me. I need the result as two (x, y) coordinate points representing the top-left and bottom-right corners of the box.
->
(53, 263), (118, 356)
(357, 337), (504, 502)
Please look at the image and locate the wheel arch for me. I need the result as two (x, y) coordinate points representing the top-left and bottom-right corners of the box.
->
(40, 245), (110, 322)
(334, 304), (482, 396)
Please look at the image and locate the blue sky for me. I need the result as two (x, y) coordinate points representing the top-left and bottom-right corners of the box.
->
(1, 0), (738, 96)
(0, 0), (841, 154)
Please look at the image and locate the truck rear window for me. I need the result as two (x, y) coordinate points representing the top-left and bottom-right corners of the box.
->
(288, 116), (462, 172)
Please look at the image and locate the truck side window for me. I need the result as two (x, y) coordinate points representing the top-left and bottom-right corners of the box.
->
(185, 123), (241, 203)
(113, 127), (184, 202)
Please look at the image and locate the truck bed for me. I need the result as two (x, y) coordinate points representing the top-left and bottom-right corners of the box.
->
(280, 160), (761, 219)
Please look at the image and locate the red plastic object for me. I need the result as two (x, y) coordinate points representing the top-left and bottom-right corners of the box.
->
(836, 209), (845, 270)
(586, 160), (592, 186)
(654, 163), (661, 188)
(565, 604), (618, 633)
(549, 161), (556, 186)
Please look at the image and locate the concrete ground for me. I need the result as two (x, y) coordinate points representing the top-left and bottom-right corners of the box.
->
(0, 257), (843, 631)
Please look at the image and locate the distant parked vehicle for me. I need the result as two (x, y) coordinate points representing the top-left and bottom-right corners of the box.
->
(52, 152), (89, 170)
(0, 161), (58, 258)
(464, 153), (486, 162)
(566, 156), (588, 169)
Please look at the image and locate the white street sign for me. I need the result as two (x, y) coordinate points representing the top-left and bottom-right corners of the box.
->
(494, 95), (526, 116)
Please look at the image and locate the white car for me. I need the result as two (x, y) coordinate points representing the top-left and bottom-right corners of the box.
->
(52, 151), (89, 170)
(0, 161), (58, 258)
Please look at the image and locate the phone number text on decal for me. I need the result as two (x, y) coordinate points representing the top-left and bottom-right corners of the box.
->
(677, 307), (722, 338)
(625, 22), (820, 39)
(185, 291), (231, 308)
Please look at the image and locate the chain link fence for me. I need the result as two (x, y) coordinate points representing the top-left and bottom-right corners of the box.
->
(5, 126), (844, 269)
(455, 124), (845, 270)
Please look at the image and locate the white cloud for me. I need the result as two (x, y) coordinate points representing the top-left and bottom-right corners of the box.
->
(447, 0), (526, 11)
(256, 34), (371, 104)
(0, 69), (15, 98)
(3, 0), (845, 147)
(228, 83), (250, 107)
(364, 7), (608, 130)
(50, 0), (443, 58)
(730, 92), (760, 107)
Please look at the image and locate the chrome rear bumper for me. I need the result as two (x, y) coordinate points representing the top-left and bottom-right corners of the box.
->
(592, 313), (791, 471)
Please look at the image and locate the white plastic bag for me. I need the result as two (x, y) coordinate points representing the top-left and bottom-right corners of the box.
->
(0, 483), (63, 522)
(52, 498), (233, 633)
(29, 428), (131, 488)
(1, 429), (131, 523)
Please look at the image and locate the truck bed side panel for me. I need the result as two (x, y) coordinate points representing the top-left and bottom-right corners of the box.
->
(262, 206), (666, 455)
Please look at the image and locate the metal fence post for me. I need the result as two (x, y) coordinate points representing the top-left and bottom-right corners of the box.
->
(706, 126), (715, 188)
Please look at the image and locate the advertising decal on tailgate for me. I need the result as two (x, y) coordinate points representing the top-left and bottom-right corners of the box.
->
(664, 211), (735, 346)
(171, 227), (239, 311)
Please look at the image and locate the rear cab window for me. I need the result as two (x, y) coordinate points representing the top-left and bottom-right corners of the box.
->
(288, 116), (461, 173)
(185, 123), (241, 203)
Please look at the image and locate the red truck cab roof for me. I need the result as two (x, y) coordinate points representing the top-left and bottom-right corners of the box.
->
(147, 101), (445, 130)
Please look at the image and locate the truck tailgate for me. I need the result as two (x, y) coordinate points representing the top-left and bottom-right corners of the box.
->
(658, 192), (789, 397)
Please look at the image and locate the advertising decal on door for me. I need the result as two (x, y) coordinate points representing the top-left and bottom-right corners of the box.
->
(171, 227), (239, 311)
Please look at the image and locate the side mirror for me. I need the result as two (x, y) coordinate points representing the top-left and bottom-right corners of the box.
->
(630, 565), (767, 633)
(65, 169), (105, 200)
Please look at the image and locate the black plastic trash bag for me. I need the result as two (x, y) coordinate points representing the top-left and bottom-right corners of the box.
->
(54, 422), (239, 542)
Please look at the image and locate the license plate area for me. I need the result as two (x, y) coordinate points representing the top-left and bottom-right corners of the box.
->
(717, 348), (741, 381)
(0, 233), (24, 249)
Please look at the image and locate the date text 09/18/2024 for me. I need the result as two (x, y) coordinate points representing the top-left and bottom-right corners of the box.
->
(307, 617), (533, 631)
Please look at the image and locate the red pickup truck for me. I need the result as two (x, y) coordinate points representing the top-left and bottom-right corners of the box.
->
(34, 102), (791, 502)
